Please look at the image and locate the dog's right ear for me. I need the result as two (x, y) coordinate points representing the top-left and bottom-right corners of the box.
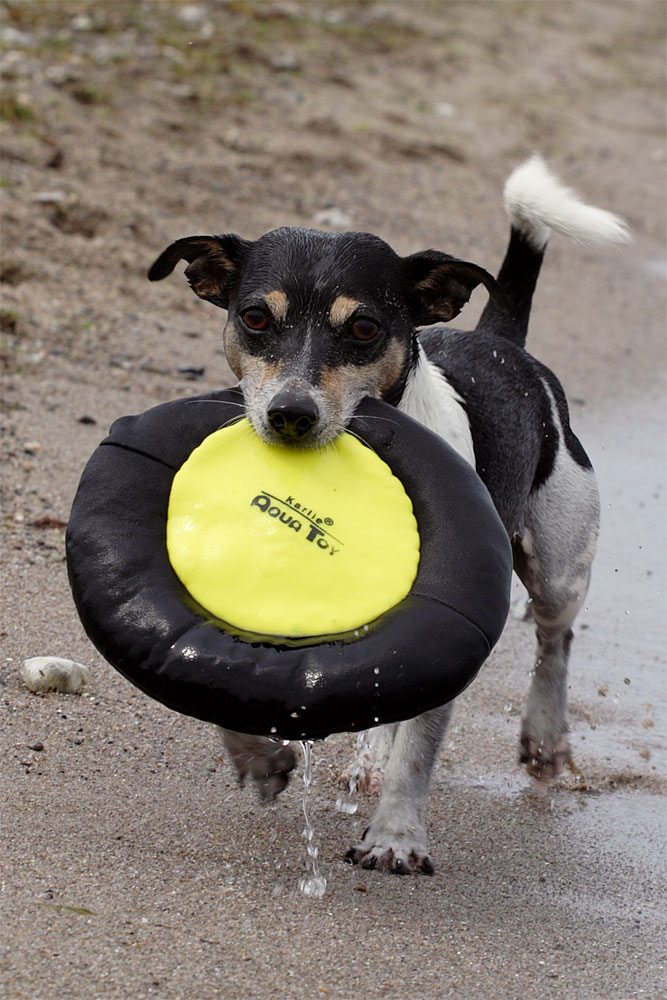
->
(148, 234), (250, 309)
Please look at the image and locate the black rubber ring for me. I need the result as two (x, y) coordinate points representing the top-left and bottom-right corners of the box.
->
(66, 389), (512, 739)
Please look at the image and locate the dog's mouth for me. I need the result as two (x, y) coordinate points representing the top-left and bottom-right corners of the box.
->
(249, 410), (343, 451)
(243, 381), (354, 450)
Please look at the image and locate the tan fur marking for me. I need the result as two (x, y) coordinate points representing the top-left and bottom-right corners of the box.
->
(225, 320), (281, 382)
(415, 274), (456, 320)
(193, 277), (223, 299)
(204, 242), (236, 273)
(329, 295), (361, 327)
(240, 354), (280, 384)
(223, 321), (243, 378)
(415, 274), (439, 292)
(264, 290), (289, 323)
(320, 340), (407, 404)
(185, 239), (236, 301)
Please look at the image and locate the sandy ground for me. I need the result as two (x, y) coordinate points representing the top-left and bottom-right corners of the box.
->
(1, 2), (666, 998)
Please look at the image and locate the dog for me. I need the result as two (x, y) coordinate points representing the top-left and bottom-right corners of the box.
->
(148, 156), (629, 875)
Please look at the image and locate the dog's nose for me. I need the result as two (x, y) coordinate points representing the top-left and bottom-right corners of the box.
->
(267, 390), (319, 440)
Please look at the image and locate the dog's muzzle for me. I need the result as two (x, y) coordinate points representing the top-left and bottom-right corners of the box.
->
(267, 389), (319, 441)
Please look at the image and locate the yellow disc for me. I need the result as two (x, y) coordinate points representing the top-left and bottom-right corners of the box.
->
(166, 419), (420, 638)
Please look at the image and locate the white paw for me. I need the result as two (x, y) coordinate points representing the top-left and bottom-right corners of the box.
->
(345, 816), (434, 875)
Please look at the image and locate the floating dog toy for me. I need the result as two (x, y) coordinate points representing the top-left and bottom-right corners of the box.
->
(66, 389), (512, 739)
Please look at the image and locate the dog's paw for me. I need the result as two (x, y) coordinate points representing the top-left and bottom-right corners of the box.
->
(519, 724), (569, 781)
(219, 730), (296, 801)
(344, 823), (434, 875)
(340, 725), (395, 796)
(251, 741), (296, 801)
(340, 764), (383, 796)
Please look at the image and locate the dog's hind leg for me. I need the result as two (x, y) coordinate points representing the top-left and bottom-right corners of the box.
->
(217, 728), (296, 801)
(345, 702), (453, 874)
(513, 445), (600, 780)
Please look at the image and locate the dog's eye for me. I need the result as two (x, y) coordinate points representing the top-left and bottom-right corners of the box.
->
(241, 308), (270, 332)
(350, 317), (380, 341)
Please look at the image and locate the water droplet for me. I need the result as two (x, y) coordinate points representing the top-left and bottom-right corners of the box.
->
(298, 874), (327, 898)
(335, 796), (358, 815)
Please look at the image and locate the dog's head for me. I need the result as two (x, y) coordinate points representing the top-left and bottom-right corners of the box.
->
(149, 227), (497, 447)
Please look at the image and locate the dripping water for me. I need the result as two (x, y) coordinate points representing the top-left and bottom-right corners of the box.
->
(298, 740), (327, 898)
(335, 730), (374, 814)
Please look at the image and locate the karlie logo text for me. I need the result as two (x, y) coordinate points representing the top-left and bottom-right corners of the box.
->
(250, 491), (342, 556)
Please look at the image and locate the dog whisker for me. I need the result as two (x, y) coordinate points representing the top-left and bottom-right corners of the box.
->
(185, 398), (246, 409)
(340, 426), (375, 452)
(354, 412), (401, 427)
(213, 415), (247, 432)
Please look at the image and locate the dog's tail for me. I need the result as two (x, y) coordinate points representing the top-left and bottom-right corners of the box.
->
(476, 155), (630, 346)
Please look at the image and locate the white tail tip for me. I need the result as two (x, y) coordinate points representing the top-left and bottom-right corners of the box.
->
(504, 154), (631, 250)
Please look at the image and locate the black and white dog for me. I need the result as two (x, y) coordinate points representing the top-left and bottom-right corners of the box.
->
(149, 156), (629, 874)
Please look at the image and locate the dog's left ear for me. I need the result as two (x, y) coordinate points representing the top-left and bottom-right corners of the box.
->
(403, 250), (501, 325)
(148, 234), (250, 308)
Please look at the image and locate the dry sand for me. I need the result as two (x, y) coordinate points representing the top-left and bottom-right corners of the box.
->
(1, 2), (665, 998)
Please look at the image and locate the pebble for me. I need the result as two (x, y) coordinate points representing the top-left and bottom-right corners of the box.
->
(30, 191), (67, 204)
(312, 207), (352, 229)
(0, 27), (34, 47)
(177, 365), (205, 379)
(168, 83), (196, 101)
(70, 14), (94, 31)
(271, 52), (301, 72)
(21, 657), (89, 694)
(177, 4), (207, 26)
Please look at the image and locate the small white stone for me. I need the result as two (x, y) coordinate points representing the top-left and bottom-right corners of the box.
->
(177, 4), (207, 26)
(312, 207), (352, 229)
(0, 27), (34, 46)
(30, 192), (67, 204)
(70, 14), (93, 31)
(21, 657), (89, 694)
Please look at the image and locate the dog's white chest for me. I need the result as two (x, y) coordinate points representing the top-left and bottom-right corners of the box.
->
(398, 347), (476, 467)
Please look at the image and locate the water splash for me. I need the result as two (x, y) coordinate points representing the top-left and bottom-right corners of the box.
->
(335, 730), (371, 814)
(298, 740), (327, 898)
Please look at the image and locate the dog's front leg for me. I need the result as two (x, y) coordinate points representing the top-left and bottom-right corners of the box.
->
(345, 702), (453, 875)
(217, 728), (296, 801)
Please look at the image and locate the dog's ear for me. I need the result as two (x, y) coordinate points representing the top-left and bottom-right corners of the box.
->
(403, 250), (502, 325)
(148, 234), (250, 308)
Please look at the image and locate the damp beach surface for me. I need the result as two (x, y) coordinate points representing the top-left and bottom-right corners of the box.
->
(1, 2), (665, 998)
